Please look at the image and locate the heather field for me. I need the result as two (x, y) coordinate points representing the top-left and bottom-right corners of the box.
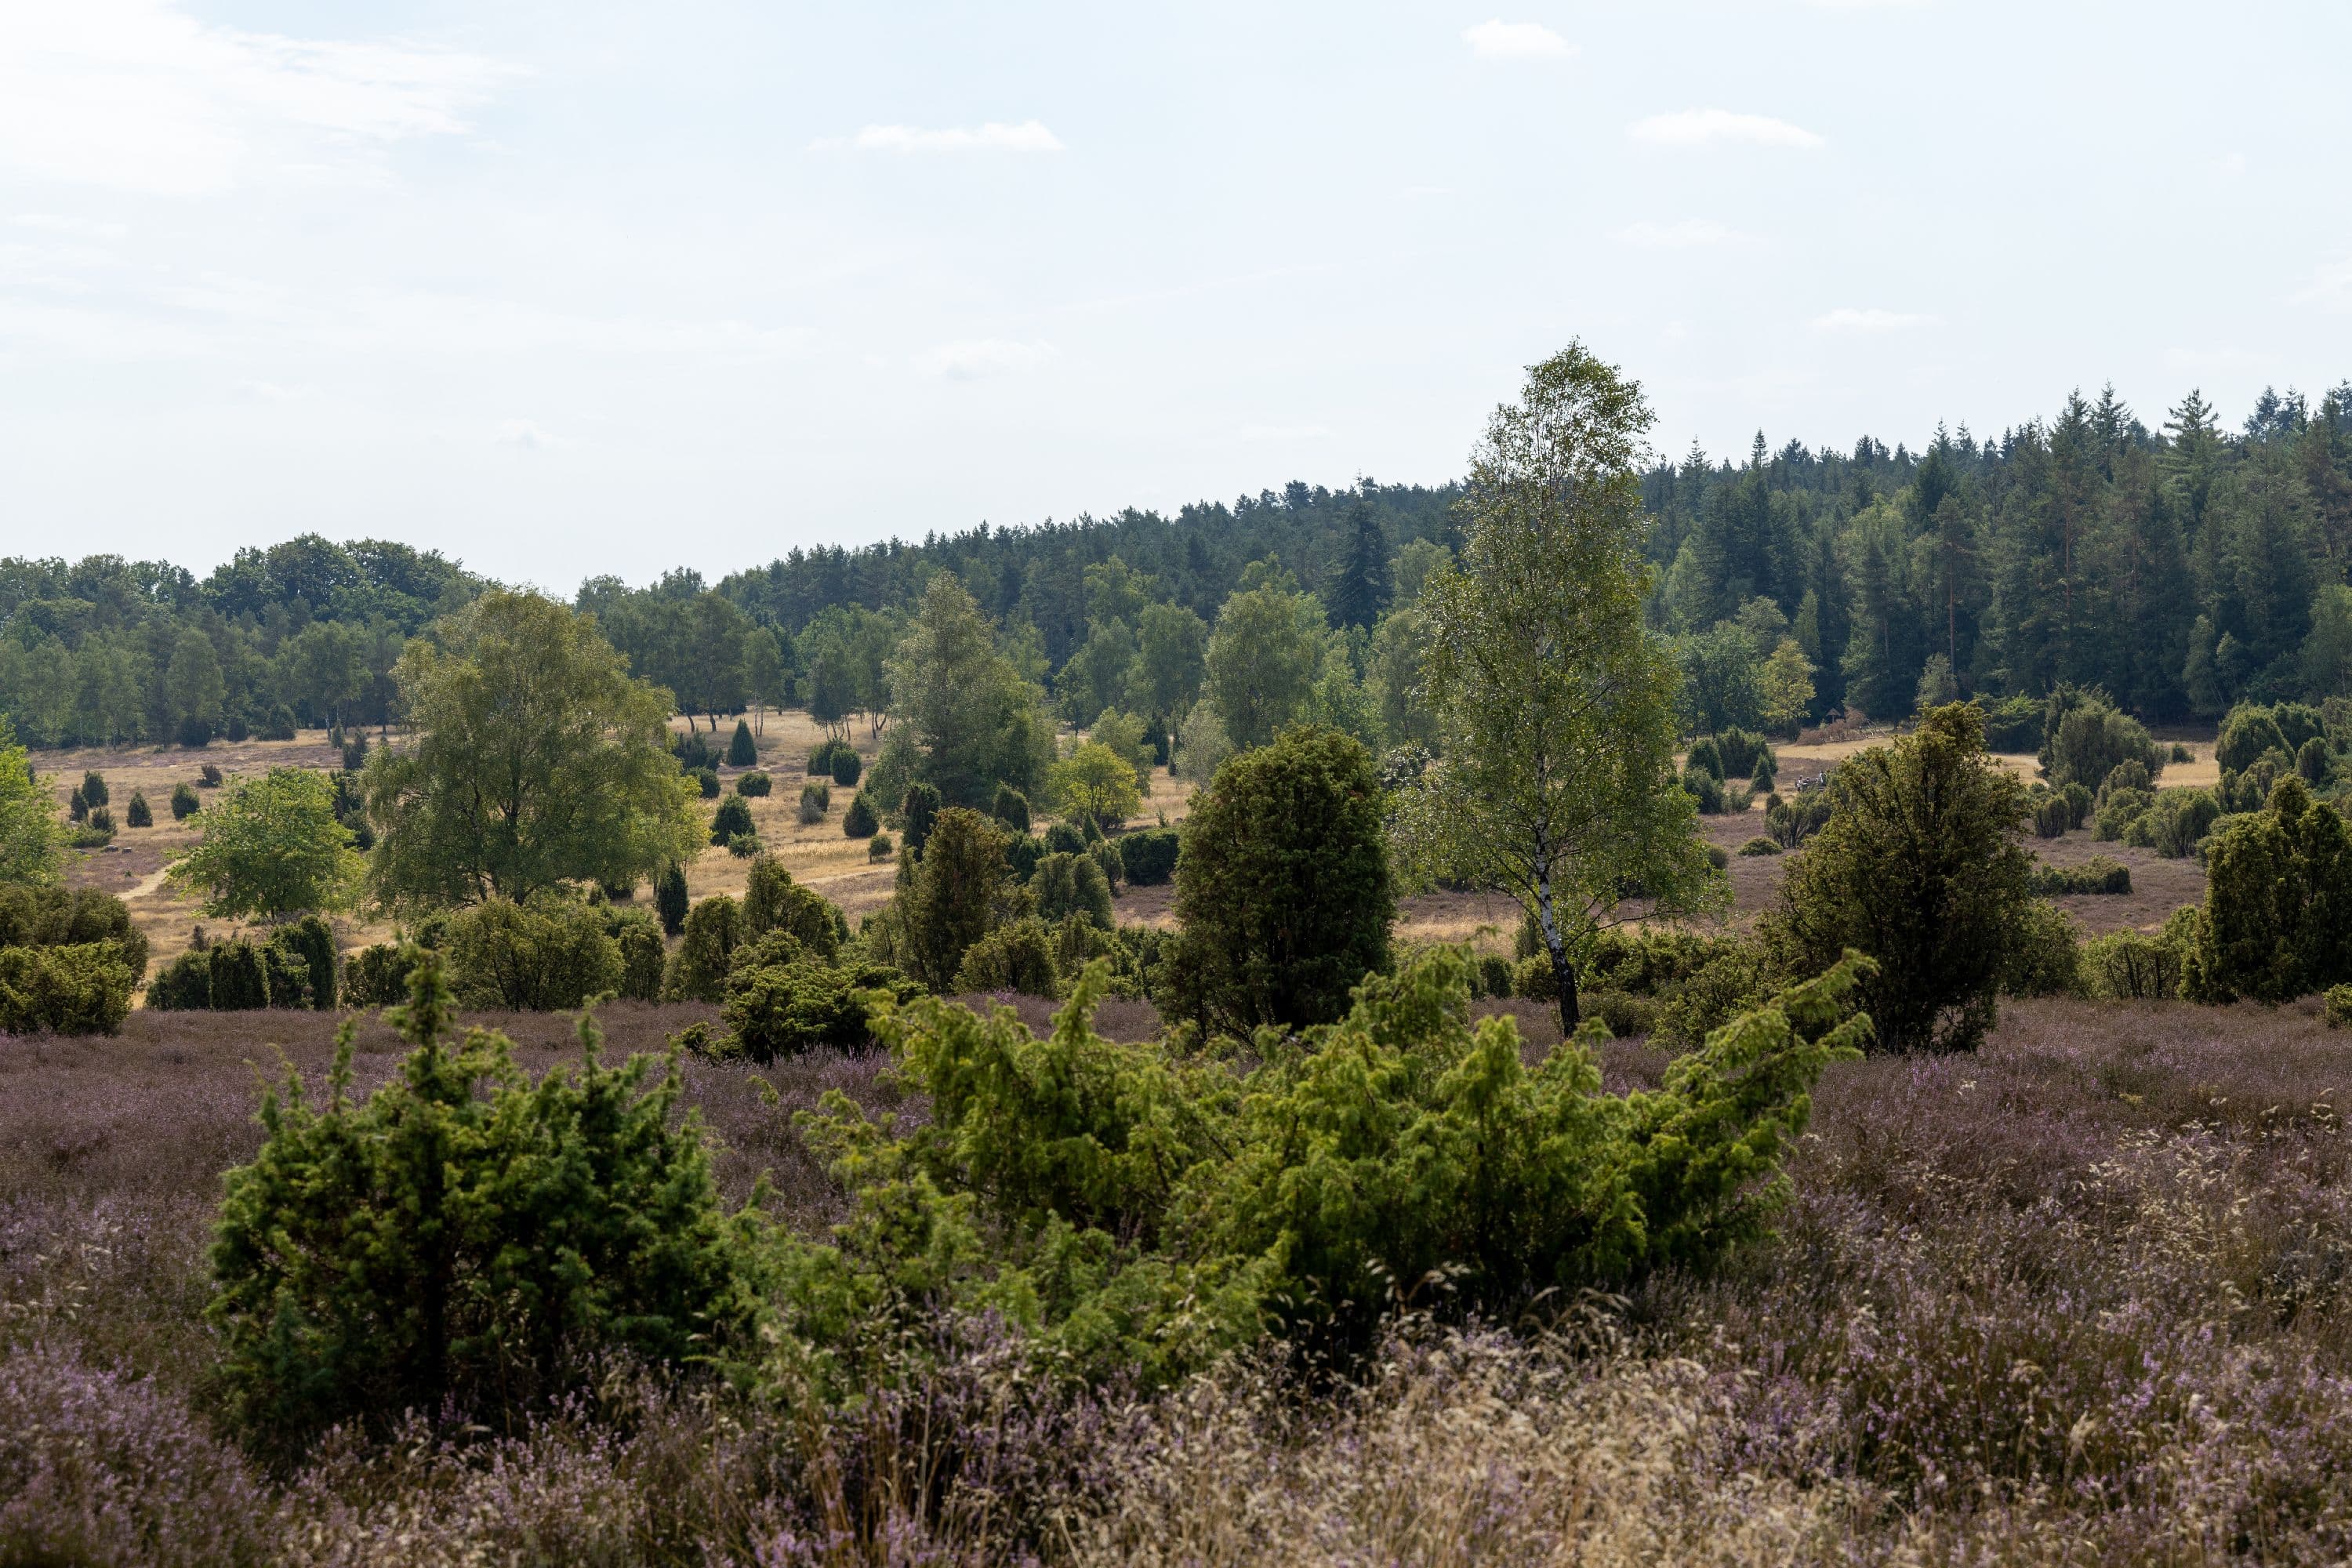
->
(9, 987), (2352, 1565)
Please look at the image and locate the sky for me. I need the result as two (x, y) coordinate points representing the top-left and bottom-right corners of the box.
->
(1, 0), (2347, 590)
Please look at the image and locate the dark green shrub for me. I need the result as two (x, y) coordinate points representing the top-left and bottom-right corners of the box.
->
(1682, 767), (1726, 815)
(736, 769), (771, 797)
(2299, 736), (2334, 785)
(696, 768), (721, 800)
(2092, 787), (2153, 842)
(146, 949), (213, 1010)
(711, 795), (754, 845)
(1475, 952), (1515, 998)
(2274, 702), (2327, 753)
(172, 782), (200, 819)
(67, 786), (87, 823)
(1738, 836), (1782, 857)
(1584, 989), (1661, 1040)
(1091, 839), (1125, 892)
(830, 748), (861, 787)
(2184, 775), (2352, 1004)
(1117, 827), (1181, 885)
(2085, 922), (2191, 1000)
(742, 858), (843, 962)
(992, 784), (1032, 833)
(869, 831), (895, 862)
(341, 735), (368, 772)
(177, 717), (215, 748)
(260, 703), (297, 741)
(209, 955), (761, 1457)
(728, 833), (763, 860)
(721, 958), (916, 1062)
(0, 884), (148, 981)
(1044, 819), (1087, 856)
(0, 943), (136, 1034)
(1033, 851), (1114, 932)
(2062, 781), (2094, 828)
(125, 789), (152, 827)
(1653, 942), (1771, 1048)
(262, 940), (309, 1008)
(843, 789), (878, 838)
(953, 916), (1062, 995)
(1766, 788), (1831, 850)
(1704, 842), (1730, 869)
(343, 942), (422, 1008)
(2030, 856), (2132, 895)
(610, 913), (665, 1002)
(2041, 687), (2162, 790)
(808, 737), (851, 776)
(81, 771), (108, 807)
(2099, 760), (2152, 800)
(655, 862), (689, 936)
(674, 730), (717, 771)
(1717, 728), (1773, 782)
(2216, 705), (2290, 776)
(1004, 832), (1046, 882)
(728, 719), (758, 767)
(901, 782), (942, 856)
(2002, 899), (2085, 998)
(2328, 984), (2352, 1029)
(270, 913), (339, 1009)
(2033, 796), (2070, 838)
(198, 762), (223, 787)
(2147, 788), (2221, 858)
(896, 808), (1008, 991)
(445, 895), (624, 1011)
(2172, 742), (2194, 764)
(1684, 736), (1724, 781)
(1766, 703), (2034, 1053)
(665, 894), (742, 1003)
(1976, 693), (2045, 753)
(1512, 953), (1560, 999)
(797, 779), (830, 826)
(86, 806), (115, 836)
(207, 941), (271, 1011)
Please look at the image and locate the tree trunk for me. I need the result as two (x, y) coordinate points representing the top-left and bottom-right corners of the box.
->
(1534, 867), (1580, 1035)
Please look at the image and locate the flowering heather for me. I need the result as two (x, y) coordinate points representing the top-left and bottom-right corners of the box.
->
(10, 993), (2352, 1562)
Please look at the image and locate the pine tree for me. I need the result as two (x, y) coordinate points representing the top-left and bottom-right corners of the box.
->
(1324, 496), (1392, 631)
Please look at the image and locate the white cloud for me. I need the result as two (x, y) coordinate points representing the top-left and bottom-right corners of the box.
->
(2294, 257), (2352, 314)
(1609, 219), (1750, 248)
(0, 0), (514, 197)
(495, 418), (564, 449)
(13, 212), (129, 239)
(920, 338), (1056, 379)
(822, 121), (1065, 154)
(1463, 20), (1576, 60)
(1628, 109), (1824, 150)
(1811, 307), (1936, 332)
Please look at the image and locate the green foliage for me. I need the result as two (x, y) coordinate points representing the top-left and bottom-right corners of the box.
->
(366, 590), (702, 909)
(2299, 736), (2334, 785)
(1682, 767), (1726, 815)
(2083, 916), (2195, 1000)
(2041, 688), (2163, 792)
(2063, 781), (2094, 827)
(742, 857), (843, 961)
(868, 831), (894, 862)
(80, 770), (108, 807)
(711, 795), (754, 845)
(2216, 706), (2291, 775)
(444, 895), (624, 1011)
(1685, 736), (1724, 781)
(207, 940), (271, 1011)
(207, 955), (763, 1457)
(0, 724), (67, 884)
(728, 718), (758, 767)
(1050, 739), (1143, 833)
(2033, 796), (2071, 839)
(124, 789), (151, 828)
(1766, 787), (1831, 850)
(990, 784), (1032, 833)
(1116, 826), (1181, 885)
(68, 786), (88, 823)
(796, 779), (829, 826)
(2002, 899), (2086, 998)
(696, 767), (722, 800)
(953, 916), (1062, 995)
(2146, 788), (2222, 858)
(2031, 856), (2132, 895)
(1767, 703), (2035, 1052)
(170, 782), (199, 821)
(0, 884), (148, 982)
(274, 913), (339, 1010)
(843, 789), (879, 838)
(722, 958), (916, 1062)
(343, 942), (422, 1009)
(666, 895), (741, 1003)
(609, 911), (665, 1002)
(2100, 760), (2153, 800)
(2327, 984), (2352, 1029)
(0, 943), (136, 1035)
(735, 769), (771, 797)
(145, 948), (214, 1011)
(1738, 837), (1782, 857)
(1166, 727), (1393, 1034)
(807, 737), (853, 776)
(655, 862), (688, 936)
(1043, 819), (1087, 857)
(901, 781), (942, 857)
(1203, 564), (1327, 750)
(1033, 851), (1114, 931)
(898, 808), (1010, 991)
(887, 573), (1054, 807)
(830, 748), (861, 787)
(2184, 775), (2352, 1004)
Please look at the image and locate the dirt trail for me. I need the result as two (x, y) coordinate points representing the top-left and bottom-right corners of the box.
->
(122, 863), (174, 902)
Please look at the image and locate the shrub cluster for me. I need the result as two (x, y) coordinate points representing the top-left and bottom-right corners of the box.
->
(1116, 826), (1181, 885)
(735, 769), (771, 797)
(712, 794), (755, 845)
(2030, 856), (2132, 895)
(2081, 909), (2200, 1000)
(0, 886), (146, 1034)
(147, 917), (336, 1013)
(843, 789), (879, 838)
(2184, 775), (2352, 1004)
(171, 781), (200, 819)
(797, 779), (831, 826)
(808, 737), (856, 777)
(673, 730), (718, 772)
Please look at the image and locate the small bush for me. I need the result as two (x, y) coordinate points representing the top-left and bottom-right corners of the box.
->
(2063, 781), (2094, 828)
(125, 789), (152, 827)
(674, 730), (717, 771)
(869, 831), (895, 862)
(696, 768), (721, 800)
(207, 940), (271, 1011)
(992, 784), (1032, 833)
(1585, 988), (1661, 1040)
(198, 762), (223, 787)
(0, 943), (136, 1034)
(797, 779), (831, 826)
(1766, 789), (1831, 850)
(1513, 953), (1559, 1000)
(610, 912), (665, 1002)
(2172, 741), (2194, 764)
(341, 942), (421, 1008)
(1685, 736), (1724, 781)
(208, 953), (761, 1457)
(1005, 832), (1046, 883)
(2002, 898), (2085, 998)
(1092, 838), (1126, 893)
(1717, 728), (1773, 782)
(723, 959), (916, 1061)
(711, 795), (755, 845)
(340, 735), (368, 772)
(2033, 796), (2071, 839)
(260, 702), (297, 740)
(2299, 735), (2334, 785)
(953, 916), (1062, 996)
(85, 806), (115, 837)
(444, 895), (625, 1011)
(67, 786), (88, 823)
(735, 769), (771, 797)
(1682, 768), (1726, 815)
(728, 831), (763, 858)
(843, 789), (878, 838)
(2092, 787), (2153, 842)
(272, 913), (339, 1009)
(655, 862), (689, 936)
(1117, 826), (1181, 885)
(1737, 836), (1782, 857)
(81, 770), (108, 807)
(171, 782), (200, 819)
(2328, 984), (2352, 1029)
(807, 737), (851, 775)
(2030, 856), (2132, 895)
(742, 858), (844, 962)
(146, 949), (215, 1011)
(728, 718), (757, 767)
(831, 748), (862, 787)
(665, 894), (741, 1003)
(1044, 819), (1087, 856)
(1033, 850), (1115, 931)
(2085, 927), (2189, 1000)
(902, 782), (942, 855)
(1704, 842), (1730, 870)
(1475, 952), (1515, 999)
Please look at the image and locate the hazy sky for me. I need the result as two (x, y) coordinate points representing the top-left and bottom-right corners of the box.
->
(2, 1), (2347, 588)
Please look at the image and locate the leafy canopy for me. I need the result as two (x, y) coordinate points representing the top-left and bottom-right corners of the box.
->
(167, 765), (361, 919)
(365, 589), (702, 909)
(0, 719), (65, 884)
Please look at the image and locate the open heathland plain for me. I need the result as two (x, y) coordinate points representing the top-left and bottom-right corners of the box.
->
(11, 986), (2352, 1563)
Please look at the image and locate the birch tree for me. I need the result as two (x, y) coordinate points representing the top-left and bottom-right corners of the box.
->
(1405, 343), (1720, 1030)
